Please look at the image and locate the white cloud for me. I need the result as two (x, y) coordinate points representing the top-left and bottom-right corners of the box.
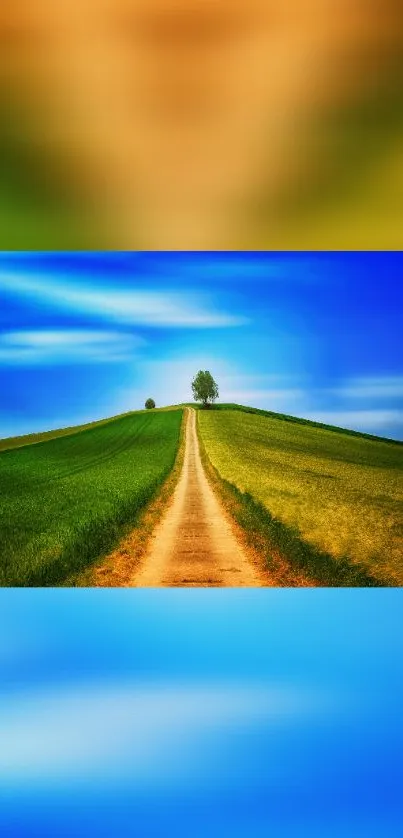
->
(0, 272), (247, 328)
(0, 330), (143, 365)
(334, 376), (403, 400)
(302, 409), (402, 433)
(0, 681), (329, 788)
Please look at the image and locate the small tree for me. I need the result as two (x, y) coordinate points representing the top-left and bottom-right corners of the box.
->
(191, 370), (219, 409)
(145, 398), (156, 410)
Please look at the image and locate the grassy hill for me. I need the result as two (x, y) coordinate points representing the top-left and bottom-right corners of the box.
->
(198, 405), (403, 586)
(0, 405), (184, 453)
(1, 401), (402, 587)
(200, 402), (403, 445)
(0, 408), (183, 586)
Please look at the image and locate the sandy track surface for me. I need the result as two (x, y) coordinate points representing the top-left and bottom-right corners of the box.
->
(132, 409), (265, 587)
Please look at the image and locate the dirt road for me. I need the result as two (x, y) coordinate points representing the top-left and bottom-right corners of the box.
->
(132, 409), (265, 587)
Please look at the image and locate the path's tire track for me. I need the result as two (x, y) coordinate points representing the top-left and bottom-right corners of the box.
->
(132, 409), (265, 587)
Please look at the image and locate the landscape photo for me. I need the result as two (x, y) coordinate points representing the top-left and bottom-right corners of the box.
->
(1, 251), (402, 588)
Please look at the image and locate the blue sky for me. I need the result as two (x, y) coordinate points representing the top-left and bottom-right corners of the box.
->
(1, 589), (402, 837)
(1, 251), (403, 439)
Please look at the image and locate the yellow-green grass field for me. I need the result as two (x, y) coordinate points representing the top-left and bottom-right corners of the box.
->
(0, 408), (183, 587)
(198, 407), (403, 586)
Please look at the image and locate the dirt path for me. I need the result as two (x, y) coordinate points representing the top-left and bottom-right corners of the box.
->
(132, 409), (265, 587)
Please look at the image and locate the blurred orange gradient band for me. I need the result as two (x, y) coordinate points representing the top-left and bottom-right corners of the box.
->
(1, 0), (402, 250)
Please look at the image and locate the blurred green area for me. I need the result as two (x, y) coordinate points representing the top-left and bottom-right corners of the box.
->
(1, 71), (402, 250)
(246, 75), (403, 249)
(0, 95), (125, 250)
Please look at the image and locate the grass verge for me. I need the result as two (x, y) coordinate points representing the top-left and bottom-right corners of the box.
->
(73, 409), (188, 587)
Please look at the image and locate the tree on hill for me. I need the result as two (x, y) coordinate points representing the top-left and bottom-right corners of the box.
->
(145, 398), (156, 409)
(191, 370), (219, 409)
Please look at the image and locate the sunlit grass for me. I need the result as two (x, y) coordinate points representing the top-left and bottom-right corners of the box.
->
(198, 408), (403, 585)
(0, 410), (183, 586)
(0, 412), (133, 454)
(0, 404), (183, 453)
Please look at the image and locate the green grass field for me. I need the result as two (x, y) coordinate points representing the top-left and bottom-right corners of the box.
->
(0, 409), (183, 587)
(198, 407), (403, 586)
(0, 412), (137, 454)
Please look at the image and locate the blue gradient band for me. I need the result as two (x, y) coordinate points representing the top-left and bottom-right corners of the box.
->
(1, 589), (402, 837)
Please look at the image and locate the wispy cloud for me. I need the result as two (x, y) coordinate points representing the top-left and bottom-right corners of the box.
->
(303, 409), (402, 433)
(0, 681), (330, 788)
(0, 272), (247, 328)
(0, 330), (143, 365)
(334, 376), (403, 400)
(0, 252), (329, 285)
